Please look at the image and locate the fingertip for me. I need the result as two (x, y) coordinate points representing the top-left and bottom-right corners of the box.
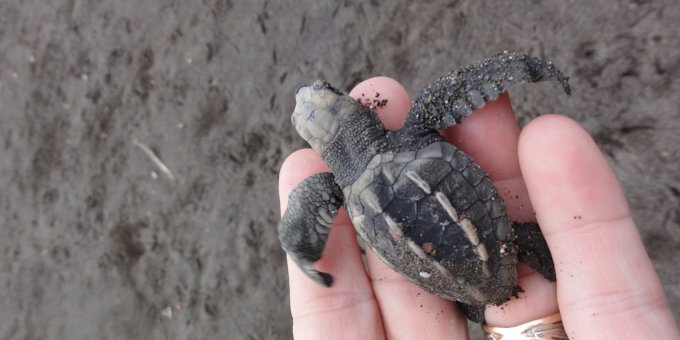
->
(349, 76), (411, 130)
(518, 114), (630, 231)
(518, 114), (590, 159)
(518, 114), (579, 153)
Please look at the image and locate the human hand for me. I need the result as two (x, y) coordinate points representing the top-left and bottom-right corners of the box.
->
(278, 77), (680, 339)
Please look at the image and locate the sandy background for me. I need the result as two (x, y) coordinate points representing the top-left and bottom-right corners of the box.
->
(1, 1), (678, 339)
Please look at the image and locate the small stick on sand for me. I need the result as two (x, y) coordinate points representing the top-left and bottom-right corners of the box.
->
(132, 138), (176, 182)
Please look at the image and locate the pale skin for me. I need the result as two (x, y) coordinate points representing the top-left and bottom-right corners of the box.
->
(278, 76), (680, 339)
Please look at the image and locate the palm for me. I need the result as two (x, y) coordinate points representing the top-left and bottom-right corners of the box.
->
(278, 77), (679, 339)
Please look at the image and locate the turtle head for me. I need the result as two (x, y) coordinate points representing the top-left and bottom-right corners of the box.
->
(292, 80), (363, 154)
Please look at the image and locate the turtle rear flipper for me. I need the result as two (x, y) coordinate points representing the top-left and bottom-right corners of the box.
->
(405, 51), (570, 131)
(457, 302), (487, 324)
(514, 221), (556, 281)
(278, 172), (343, 287)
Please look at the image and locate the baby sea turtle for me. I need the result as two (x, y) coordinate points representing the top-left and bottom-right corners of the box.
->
(278, 51), (570, 322)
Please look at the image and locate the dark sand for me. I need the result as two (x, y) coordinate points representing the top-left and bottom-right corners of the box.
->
(1, 1), (678, 339)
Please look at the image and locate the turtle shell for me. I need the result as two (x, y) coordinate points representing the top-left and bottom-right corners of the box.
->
(343, 141), (519, 305)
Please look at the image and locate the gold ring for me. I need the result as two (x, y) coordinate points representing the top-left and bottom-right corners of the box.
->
(482, 313), (567, 339)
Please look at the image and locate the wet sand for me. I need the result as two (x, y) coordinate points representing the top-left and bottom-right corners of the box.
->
(0, 1), (678, 339)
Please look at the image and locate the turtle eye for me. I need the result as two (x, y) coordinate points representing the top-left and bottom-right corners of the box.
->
(311, 80), (329, 91)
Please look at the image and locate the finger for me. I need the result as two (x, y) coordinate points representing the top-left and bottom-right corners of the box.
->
(443, 95), (559, 325)
(351, 76), (412, 131)
(349, 77), (469, 339)
(518, 115), (680, 338)
(279, 150), (385, 339)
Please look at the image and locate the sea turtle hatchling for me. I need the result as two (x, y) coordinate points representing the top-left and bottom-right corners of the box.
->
(278, 51), (570, 323)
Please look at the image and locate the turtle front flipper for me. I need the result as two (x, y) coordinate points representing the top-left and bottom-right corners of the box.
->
(278, 172), (343, 287)
(405, 51), (570, 130)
